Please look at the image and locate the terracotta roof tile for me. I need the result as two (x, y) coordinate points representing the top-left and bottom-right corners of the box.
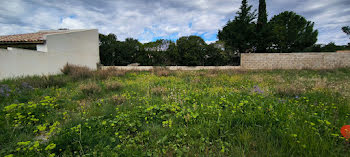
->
(0, 31), (69, 43)
(0, 32), (50, 43)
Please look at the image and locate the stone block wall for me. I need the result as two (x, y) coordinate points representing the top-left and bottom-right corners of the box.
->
(241, 53), (350, 70)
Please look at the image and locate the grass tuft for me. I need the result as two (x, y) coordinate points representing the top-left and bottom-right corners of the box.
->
(79, 82), (101, 96)
(111, 95), (126, 105)
(105, 81), (123, 91)
(151, 87), (168, 96)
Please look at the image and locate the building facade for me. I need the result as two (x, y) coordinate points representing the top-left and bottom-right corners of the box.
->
(0, 29), (100, 79)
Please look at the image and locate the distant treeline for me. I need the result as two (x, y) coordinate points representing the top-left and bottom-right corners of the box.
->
(303, 43), (349, 52)
(99, 34), (239, 66)
(99, 0), (350, 66)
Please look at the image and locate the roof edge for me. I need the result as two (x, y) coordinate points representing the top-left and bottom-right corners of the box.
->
(0, 41), (45, 45)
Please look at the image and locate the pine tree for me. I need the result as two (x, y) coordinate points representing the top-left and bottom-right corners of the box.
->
(218, 0), (256, 54)
(236, 0), (255, 23)
(269, 11), (318, 53)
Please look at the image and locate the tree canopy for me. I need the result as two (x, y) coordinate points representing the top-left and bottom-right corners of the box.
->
(99, 34), (234, 66)
(99, 33), (118, 66)
(218, 0), (256, 53)
(269, 11), (318, 53)
(135, 39), (175, 66)
(99, 34), (142, 66)
(343, 26), (350, 39)
(176, 36), (207, 66)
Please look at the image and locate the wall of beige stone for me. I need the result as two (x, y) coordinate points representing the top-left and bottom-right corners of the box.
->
(101, 66), (241, 71)
(241, 53), (350, 70)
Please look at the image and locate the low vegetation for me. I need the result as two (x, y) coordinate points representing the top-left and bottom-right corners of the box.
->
(1, 67), (350, 156)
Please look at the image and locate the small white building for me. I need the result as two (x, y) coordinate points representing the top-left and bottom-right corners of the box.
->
(0, 29), (100, 79)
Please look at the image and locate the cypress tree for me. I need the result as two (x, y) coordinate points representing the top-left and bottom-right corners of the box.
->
(256, 0), (269, 53)
(257, 0), (267, 33)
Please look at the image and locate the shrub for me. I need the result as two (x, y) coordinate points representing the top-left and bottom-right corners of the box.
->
(79, 82), (101, 96)
(60, 63), (74, 75)
(105, 81), (123, 91)
(61, 63), (93, 80)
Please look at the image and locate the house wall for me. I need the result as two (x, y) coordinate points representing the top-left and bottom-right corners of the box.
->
(241, 53), (350, 69)
(41, 29), (100, 70)
(36, 44), (47, 52)
(0, 29), (99, 80)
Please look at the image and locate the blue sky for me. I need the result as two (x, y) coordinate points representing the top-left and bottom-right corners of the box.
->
(0, 0), (349, 45)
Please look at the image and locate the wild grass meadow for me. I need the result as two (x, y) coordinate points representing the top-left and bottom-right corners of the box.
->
(1, 66), (350, 156)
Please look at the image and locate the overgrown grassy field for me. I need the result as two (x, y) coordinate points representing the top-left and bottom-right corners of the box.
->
(1, 67), (350, 156)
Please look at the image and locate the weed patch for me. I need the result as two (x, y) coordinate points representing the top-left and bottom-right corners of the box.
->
(1, 68), (350, 156)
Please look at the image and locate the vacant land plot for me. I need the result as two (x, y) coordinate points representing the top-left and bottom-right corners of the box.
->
(1, 68), (350, 156)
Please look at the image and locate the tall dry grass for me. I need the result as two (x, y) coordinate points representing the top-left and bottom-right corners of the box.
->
(61, 64), (128, 80)
(104, 80), (123, 91)
(61, 63), (93, 80)
(153, 67), (171, 76)
(79, 82), (101, 96)
(95, 67), (126, 80)
(18, 75), (69, 88)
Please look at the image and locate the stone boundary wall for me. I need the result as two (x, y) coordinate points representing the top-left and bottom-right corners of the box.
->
(101, 66), (241, 71)
(241, 53), (350, 70)
(102, 53), (350, 71)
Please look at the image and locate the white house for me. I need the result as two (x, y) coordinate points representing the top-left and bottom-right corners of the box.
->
(0, 29), (100, 80)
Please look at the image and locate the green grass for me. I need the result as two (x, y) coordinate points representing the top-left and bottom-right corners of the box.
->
(1, 69), (350, 156)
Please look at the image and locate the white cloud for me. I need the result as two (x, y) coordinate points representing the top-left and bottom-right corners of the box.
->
(59, 17), (85, 29)
(0, 0), (349, 44)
